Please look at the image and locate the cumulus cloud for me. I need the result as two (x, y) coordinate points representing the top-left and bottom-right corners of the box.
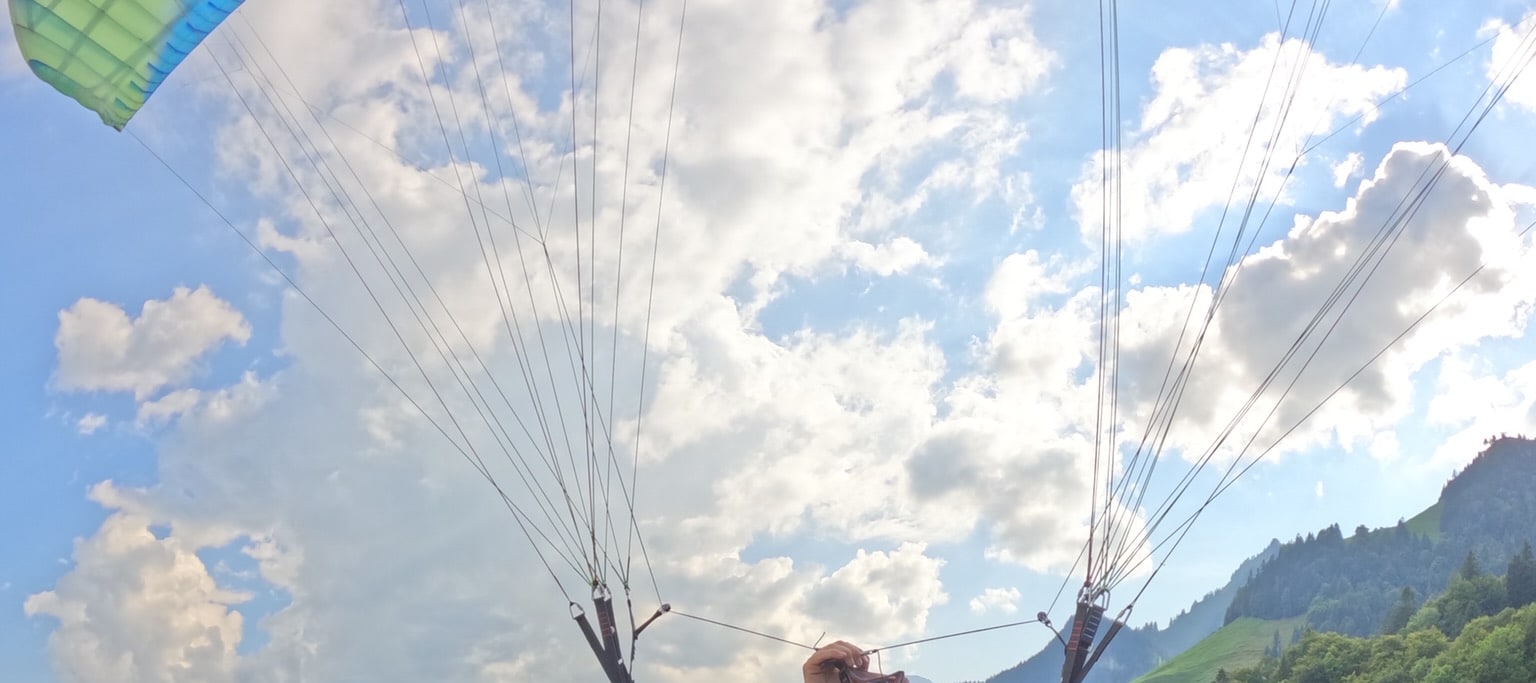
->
(25, 483), (249, 683)
(1332, 152), (1364, 188)
(1042, 138), (1536, 575)
(1485, 11), (1536, 113)
(1072, 34), (1405, 242)
(968, 587), (1021, 615)
(31, 3), (1536, 683)
(641, 307), (948, 543)
(1369, 431), (1400, 462)
(805, 544), (949, 638)
(76, 413), (107, 436)
(33, 1), (1060, 681)
(1425, 356), (1536, 468)
(137, 390), (203, 426)
(840, 237), (937, 277)
(136, 373), (274, 428)
(892, 250), (1105, 572)
(1134, 143), (1536, 459)
(920, 133), (1533, 587)
(971, 125), (1534, 577)
(54, 286), (251, 400)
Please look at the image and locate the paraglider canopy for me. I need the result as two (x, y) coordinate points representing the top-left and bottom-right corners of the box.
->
(8, 0), (245, 129)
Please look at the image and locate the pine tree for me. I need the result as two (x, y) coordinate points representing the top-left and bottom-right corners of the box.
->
(1507, 542), (1536, 608)
(1381, 586), (1417, 635)
(1459, 551), (1483, 580)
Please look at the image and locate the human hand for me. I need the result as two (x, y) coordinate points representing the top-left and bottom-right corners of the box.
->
(802, 641), (868, 683)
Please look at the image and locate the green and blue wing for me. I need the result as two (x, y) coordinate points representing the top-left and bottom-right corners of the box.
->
(9, 0), (245, 129)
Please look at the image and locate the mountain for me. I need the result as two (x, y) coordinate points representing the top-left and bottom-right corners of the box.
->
(974, 434), (1536, 683)
(1223, 436), (1536, 636)
(978, 544), (1279, 683)
(1212, 558), (1536, 682)
(1137, 435), (1536, 682)
(1131, 616), (1305, 683)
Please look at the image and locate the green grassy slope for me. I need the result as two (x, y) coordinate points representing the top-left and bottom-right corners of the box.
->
(1131, 616), (1306, 683)
(1404, 502), (1441, 539)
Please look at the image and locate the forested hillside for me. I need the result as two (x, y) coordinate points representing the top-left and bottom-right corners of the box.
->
(1223, 436), (1536, 636)
(1221, 547), (1536, 683)
(977, 546), (1280, 683)
(985, 435), (1536, 683)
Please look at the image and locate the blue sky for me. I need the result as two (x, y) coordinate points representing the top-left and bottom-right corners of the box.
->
(4, 1), (1536, 682)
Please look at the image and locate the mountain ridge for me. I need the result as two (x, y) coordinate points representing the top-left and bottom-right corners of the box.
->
(973, 435), (1536, 683)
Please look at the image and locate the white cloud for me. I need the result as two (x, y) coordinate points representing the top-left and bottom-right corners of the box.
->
(1004, 173), (1043, 234)
(839, 237), (937, 277)
(1110, 142), (1536, 469)
(254, 217), (327, 264)
(31, 3), (1536, 683)
(76, 413), (107, 436)
(1332, 152), (1363, 188)
(902, 252), (1108, 572)
(806, 543), (949, 635)
(132, 374), (273, 429)
(959, 138), (1536, 573)
(137, 390), (203, 426)
(1315, 480), (1324, 498)
(54, 286), (251, 401)
(31, 2), (1060, 681)
(1369, 431), (1400, 462)
(642, 307), (950, 543)
(984, 250), (1081, 320)
(943, 7), (1054, 104)
(1425, 356), (1536, 468)
(1072, 34), (1405, 242)
(1485, 11), (1536, 113)
(968, 587), (1021, 615)
(25, 483), (249, 683)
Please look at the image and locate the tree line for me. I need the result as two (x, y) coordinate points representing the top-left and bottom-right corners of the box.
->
(1225, 437), (1536, 636)
(1216, 542), (1536, 683)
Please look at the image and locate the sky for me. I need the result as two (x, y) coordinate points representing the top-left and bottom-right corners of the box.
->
(4, 1), (1536, 682)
